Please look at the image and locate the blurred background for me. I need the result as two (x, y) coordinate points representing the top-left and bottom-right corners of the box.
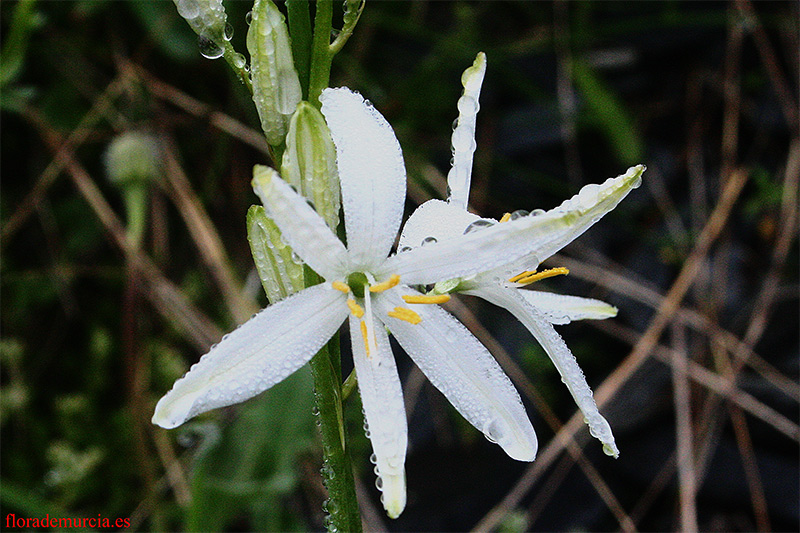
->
(1, 1), (798, 531)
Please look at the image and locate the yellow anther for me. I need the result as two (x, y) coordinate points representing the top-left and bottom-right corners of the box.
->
(360, 320), (371, 357)
(508, 270), (537, 283)
(499, 212), (512, 223)
(369, 274), (400, 293)
(402, 294), (451, 305)
(332, 281), (350, 293)
(513, 267), (570, 286)
(347, 298), (365, 318)
(387, 307), (422, 325)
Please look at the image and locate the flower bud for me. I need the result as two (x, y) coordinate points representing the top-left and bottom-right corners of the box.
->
(105, 132), (161, 247)
(173, 0), (230, 60)
(281, 101), (340, 230)
(247, 0), (302, 145)
(105, 132), (161, 186)
(246, 205), (304, 303)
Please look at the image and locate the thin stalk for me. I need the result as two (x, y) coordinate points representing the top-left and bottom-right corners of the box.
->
(222, 41), (253, 95)
(308, 0), (333, 108)
(305, 267), (362, 532)
(286, 0), (313, 99)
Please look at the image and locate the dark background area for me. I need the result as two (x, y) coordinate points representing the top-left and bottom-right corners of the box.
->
(1, 1), (798, 531)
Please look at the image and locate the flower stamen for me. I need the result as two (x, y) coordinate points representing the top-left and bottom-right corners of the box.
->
(402, 294), (451, 305)
(387, 307), (422, 324)
(360, 320), (371, 357)
(510, 267), (570, 286)
(332, 281), (350, 293)
(347, 298), (365, 318)
(369, 274), (401, 293)
(499, 212), (511, 223)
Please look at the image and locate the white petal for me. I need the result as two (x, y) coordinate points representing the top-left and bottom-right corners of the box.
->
(152, 284), (347, 429)
(374, 287), (538, 461)
(348, 314), (407, 518)
(518, 290), (617, 325)
(397, 199), (484, 250)
(320, 88), (406, 271)
(504, 164), (646, 275)
(471, 286), (619, 457)
(252, 165), (349, 281)
(379, 165), (644, 285)
(447, 52), (486, 209)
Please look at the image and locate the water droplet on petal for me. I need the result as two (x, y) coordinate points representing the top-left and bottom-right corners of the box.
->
(463, 219), (495, 234)
(197, 35), (224, 59)
(530, 208), (546, 216)
(421, 236), (438, 246)
(245, 10), (253, 24)
(510, 209), (529, 220)
(223, 22), (234, 41)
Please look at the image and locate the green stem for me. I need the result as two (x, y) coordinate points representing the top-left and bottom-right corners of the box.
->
(222, 41), (253, 95)
(124, 184), (148, 249)
(329, 0), (365, 56)
(307, 0), (333, 108)
(341, 369), (358, 401)
(286, 0), (313, 99)
(305, 267), (362, 532)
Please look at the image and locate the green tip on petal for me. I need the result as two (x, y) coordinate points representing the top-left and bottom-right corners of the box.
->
(603, 442), (620, 459)
(251, 164), (277, 197)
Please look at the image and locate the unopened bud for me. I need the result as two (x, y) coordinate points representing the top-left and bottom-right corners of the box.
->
(105, 132), (161, 247)
(247, 0), (301, 145)
(282, 102), (340, 230)
(105, 132), (160, 186)
(246, 205), (304, 302)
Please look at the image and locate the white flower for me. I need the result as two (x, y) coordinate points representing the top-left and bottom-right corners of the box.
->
(398, 53), (646, 458)
(154, 87), (610, 518)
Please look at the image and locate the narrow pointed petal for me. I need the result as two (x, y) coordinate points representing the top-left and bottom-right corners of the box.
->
(380, 165), (644, 285)
(472, 286), (619, 457)
(518, 290), (617, 325)
(320, 88), (406, 270)
(348, 315), (407, 518)
(252, 165), (349, 280)
(505, 164), (646, 274)
(375, 287), (538, 461)
(447, 52), (487, 209)
(152, 284), (348, 429)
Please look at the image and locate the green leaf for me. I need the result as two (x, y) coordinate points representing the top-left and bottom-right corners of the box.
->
(185, 368), (316, 532)
(572, 58), (644, 165)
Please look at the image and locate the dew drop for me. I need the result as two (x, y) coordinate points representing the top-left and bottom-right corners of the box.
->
(175, 0), (200, 19)
(510, 209), (529, 220)
(530, 208), (546, 216)
(223, 22), (234, 41)
(197, 35), (224, 59)
(398, 245), (412, 254)
(421, 236), (438, 246)
(369, 452), (378, 464)
(375, 476), (383, 491)
(245, 10), (253, 24)
(463, 219), (495, 234)
(232, 52), (246, 69)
